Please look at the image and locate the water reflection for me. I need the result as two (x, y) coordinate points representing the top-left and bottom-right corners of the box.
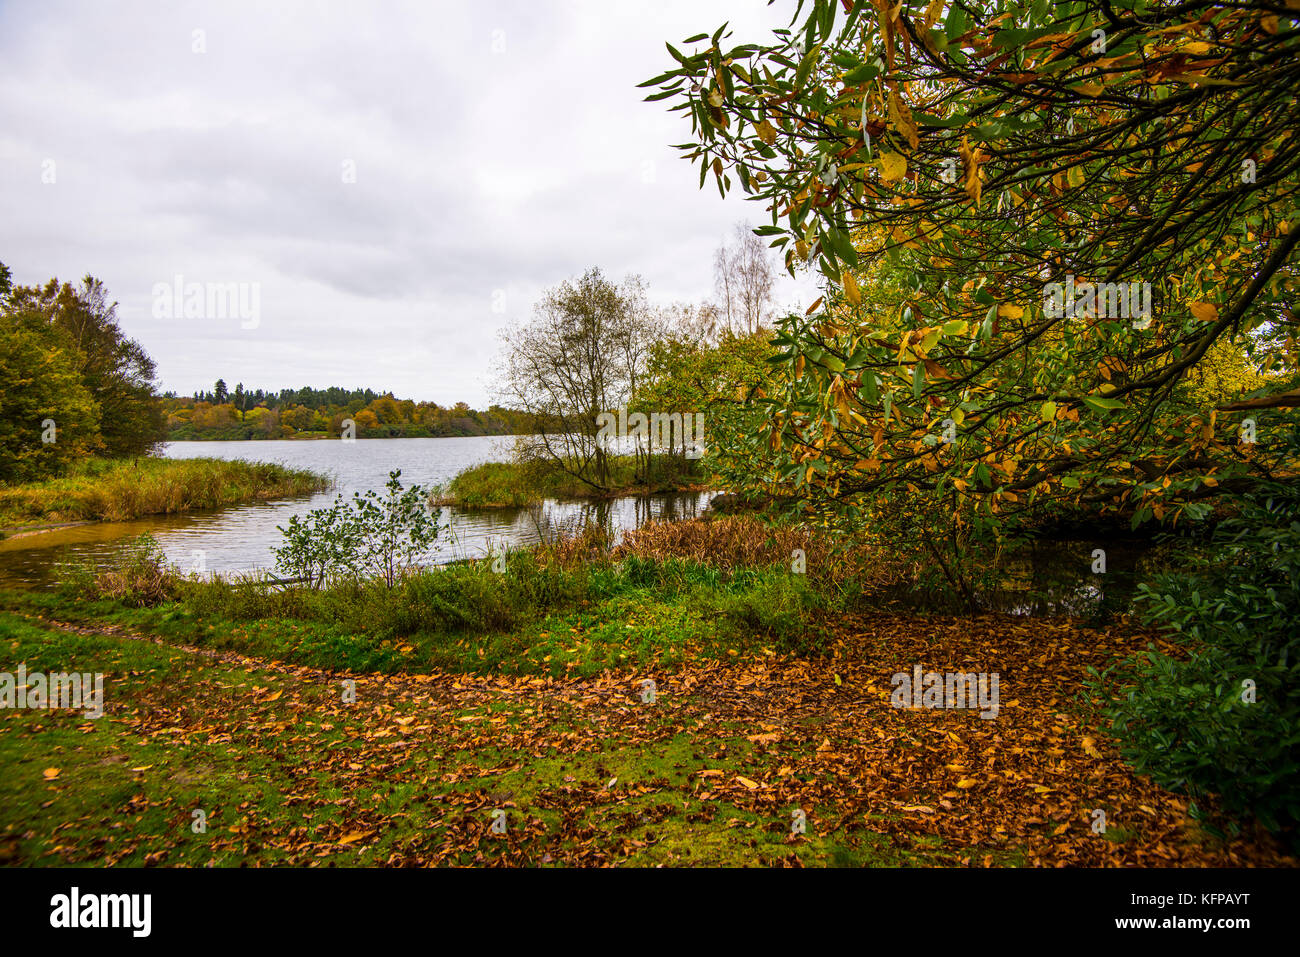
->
(975, 538), (1158, 619)
(0, 435), (717, 588)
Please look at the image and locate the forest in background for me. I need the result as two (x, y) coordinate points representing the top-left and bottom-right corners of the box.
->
(162, 383), (530, 441)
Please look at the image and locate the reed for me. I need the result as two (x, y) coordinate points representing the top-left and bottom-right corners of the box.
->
(0, 456), (331, 530)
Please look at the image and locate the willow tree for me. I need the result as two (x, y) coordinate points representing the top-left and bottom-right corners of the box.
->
(645, 1), (1299, 542)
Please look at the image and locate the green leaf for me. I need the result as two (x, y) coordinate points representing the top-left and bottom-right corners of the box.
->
(862, 373), (879, 402)
(843, 59), (881, 85)
(946, 6), (968, 42)
(1082, 396), (1126, 413)
(794, 44), (821, 92)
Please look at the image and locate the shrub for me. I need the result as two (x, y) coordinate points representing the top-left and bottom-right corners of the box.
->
(1088, 471), (1300, 839)
(275, 469), (439, 587)
(81, 534), (177, 607)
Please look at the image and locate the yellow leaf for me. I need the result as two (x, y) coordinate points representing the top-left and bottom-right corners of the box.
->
(1040, 400), (1057, 423)
(43, 767), (61, 780)
(1189, 301), (1218, 322)
(888, 90), (919, 149)
(843, 273), (861, 306)
(736, 775), (761, 790)
(1075, 81), (1103, 97)
(339, 830), (372, 845)
(955, 778), (978, 789)
(879, 151), (907, 183)
(959, 136), (985, 206)
(998, 303), (1024, 319)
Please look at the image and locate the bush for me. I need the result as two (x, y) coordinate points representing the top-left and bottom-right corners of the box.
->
(436, 462), (533, 508)
(275, 469), (439, 587)
(78, 534), (177, 607)
(1089, 472), (1300, 838)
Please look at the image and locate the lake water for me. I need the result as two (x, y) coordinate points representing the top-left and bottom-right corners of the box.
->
(0, 437), (716, 589)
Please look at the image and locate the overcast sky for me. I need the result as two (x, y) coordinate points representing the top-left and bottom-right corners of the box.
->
(0, 0), (822, 407)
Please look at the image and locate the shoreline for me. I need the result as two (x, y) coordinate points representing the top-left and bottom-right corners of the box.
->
(0, 520), (96, 541)
(0, 457), (331, 537)
(432, 481), (715, 510)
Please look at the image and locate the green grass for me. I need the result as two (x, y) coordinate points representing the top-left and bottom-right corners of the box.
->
(3, 551), (835, 679)
(0, 540), (1274, 867)
(438, 455), (706, 508)
(0, 609), (955, 866)
(0, 456), (332, 531)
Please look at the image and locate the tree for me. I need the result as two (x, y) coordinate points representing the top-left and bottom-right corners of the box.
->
(0, 312), (100, 482)
(233, 382), (246, 421)
(667, 300), (726, 345)
(496, 267), (650, 489)
(8, 276), (167, 459)
(636, 324), (775, 477)
(353, 408), (379, 434)
(713, 222), (778, 335)
(646, 0), (1300, 541)
(213, 379), (228, 405)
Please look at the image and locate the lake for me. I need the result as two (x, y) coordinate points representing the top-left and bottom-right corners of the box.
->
(0, 437), (716, 589)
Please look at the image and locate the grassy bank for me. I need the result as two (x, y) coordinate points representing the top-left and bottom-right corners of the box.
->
(437, 455), (707, 508)
(0, 520), (1289, 865)
(0, 515), (1292, 866)
(0, 456), (332, 532)
(14, 518), (862, 677)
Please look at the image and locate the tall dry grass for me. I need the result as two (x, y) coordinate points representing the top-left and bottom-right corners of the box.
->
(613, 515), (902, 588)
(0, 457), (331, 528)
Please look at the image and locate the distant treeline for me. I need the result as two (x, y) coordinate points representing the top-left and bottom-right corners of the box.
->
(163, 380), (536, 440)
